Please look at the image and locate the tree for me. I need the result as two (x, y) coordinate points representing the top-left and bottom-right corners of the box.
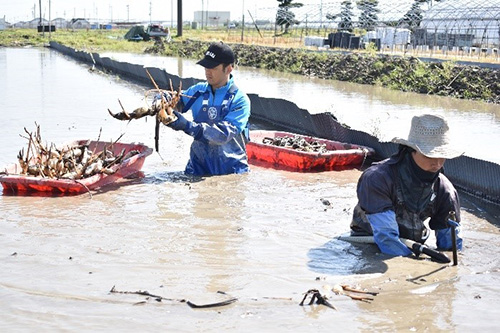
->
(338, 1), (354, 32)
(276, 0), (303, 34)
(327, 1), (354, 32)
(326, 13), (337, 21)
(417, 0), (444, 10)
(356, 0), (380, 31)
(399, 0), (423, 29)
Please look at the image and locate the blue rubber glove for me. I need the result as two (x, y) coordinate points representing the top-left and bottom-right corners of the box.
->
(367, 210), (413, 256)
(167, 111), (189, 131)
(436, 220), (463, 251)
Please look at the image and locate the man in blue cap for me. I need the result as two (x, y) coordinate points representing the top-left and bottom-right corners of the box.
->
(158, 41), (251, 176)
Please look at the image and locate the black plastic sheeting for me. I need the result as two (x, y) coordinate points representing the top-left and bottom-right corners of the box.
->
(50, 41), (500, 205)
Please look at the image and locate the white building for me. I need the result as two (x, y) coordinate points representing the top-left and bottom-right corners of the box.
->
(364, 27), (411, 47)
(0, 16), (7, 30)
(69, 18), (91, 29)
(26, 18), (49, 29)
(52, 18), (67, 29)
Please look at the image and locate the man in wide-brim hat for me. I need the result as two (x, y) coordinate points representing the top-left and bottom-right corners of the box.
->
(350, 114), (463, 257)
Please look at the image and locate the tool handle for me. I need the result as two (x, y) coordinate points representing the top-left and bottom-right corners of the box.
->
(401, 238), (451, 264)
(448, 211), (459, 266)
(450, 224), (458, 265)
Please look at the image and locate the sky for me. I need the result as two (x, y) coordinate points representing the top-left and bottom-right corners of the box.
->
(1, 0), (321, 24)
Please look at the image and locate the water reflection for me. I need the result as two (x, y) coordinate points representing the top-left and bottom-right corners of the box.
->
(307, 239), (388, 275)
(190, 175), (248, 293)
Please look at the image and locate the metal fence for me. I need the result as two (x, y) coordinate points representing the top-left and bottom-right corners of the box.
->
(244, 0), (500, 58)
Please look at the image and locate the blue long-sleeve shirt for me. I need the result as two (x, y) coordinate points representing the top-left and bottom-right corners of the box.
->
(173, 76), (251, 176)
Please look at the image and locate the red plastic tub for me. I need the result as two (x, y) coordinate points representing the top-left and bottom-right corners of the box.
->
(246, 130), (374, 171)
(0, 140), (153, 195)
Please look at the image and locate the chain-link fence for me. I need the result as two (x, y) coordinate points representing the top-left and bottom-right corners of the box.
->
(237, 0), (500, 59)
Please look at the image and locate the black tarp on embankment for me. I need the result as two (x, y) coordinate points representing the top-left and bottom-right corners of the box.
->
(49, 41), (500, 205)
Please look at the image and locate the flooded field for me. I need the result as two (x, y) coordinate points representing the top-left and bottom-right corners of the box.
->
(0, 47), (499, 331)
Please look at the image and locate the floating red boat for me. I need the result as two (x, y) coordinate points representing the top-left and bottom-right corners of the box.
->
(0, 140), (153, 195)
(246, 130), (375, 171)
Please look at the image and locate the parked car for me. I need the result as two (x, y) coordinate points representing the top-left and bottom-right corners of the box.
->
(124, 24), (171, 42)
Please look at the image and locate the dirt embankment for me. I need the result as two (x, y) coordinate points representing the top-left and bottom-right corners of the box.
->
(147, 39), (500, 104)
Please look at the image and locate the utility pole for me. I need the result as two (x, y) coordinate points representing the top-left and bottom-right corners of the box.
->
(177, 0), (183, 37)
(149, 1), (152, 24)
(39, 0), (44, 37)
(206, 0), (209, 28)
(49, 0), (51, 39)
(320, 0), (323, 29)
(241, 0), (245, 42)
(127, 5), (129, 22)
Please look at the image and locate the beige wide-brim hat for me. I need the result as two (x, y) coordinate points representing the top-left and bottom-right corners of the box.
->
(392, 114), (464, 159)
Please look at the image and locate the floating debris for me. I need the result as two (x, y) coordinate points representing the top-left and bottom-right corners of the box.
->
(109, 286), (237, 309)
(299, 289), (336, 310)
(332, 284), (379, 303)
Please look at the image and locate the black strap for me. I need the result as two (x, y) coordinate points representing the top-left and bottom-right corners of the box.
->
(182, 90), (202, 113)
(182, 83), (239, 113)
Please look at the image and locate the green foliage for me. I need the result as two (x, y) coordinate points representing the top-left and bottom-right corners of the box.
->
(339, 1), (355, 32)
(276, 0), (304, 33)
(372, 60), (385, 71)
(326, 1), (354, 32)
(374, 57), (495, 101)
(365, 42), (378, 56)
(0, 29), (44, 46)
(277, 0), (304, 8)
(399, 1), (423, 29)
(356, 0), (380, 31)
(0, 28), (149, 53)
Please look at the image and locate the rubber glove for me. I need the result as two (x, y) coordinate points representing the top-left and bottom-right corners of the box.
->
(167, 111), (189, 131)
(367, 210), (413, 256)
(436, 220), (463, 251)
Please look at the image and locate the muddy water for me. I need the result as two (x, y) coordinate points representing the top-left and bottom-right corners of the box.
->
(0, 47), (499, 332)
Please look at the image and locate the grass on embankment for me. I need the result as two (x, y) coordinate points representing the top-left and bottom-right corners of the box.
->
(0, 28), (150, 53)
(0, 27), (303, 51)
